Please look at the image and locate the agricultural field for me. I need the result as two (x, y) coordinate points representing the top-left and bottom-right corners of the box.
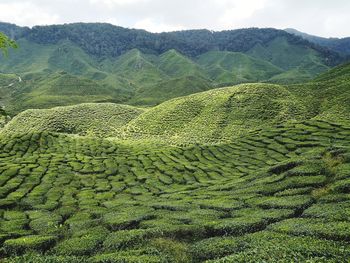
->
(0, 118), (349, 262)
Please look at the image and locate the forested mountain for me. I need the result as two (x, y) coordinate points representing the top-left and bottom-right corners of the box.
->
(285, 28), (350, 56)
(0, 22), (343, 62)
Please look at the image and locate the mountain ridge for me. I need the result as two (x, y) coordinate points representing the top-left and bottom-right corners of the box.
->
(285, 28), (350, 56)
(0, 22), (343, 63)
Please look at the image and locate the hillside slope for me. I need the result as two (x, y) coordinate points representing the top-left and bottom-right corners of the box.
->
(120, 62), (350, 145)
(120, 83), (307, 144)
(286, 62), (350, 121)
(1, 103), (145, 137)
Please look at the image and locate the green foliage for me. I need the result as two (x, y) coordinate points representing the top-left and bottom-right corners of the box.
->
(285, 28), (350, 56)
(208, 231), (350, 262)
(3, 235), (57, 255)
(269, 218), (350, 241)
(120, 83), (307, 145)
(191, 237), (244, 261)
(53, 233), (105, 256)
(1, 22), (340, 62)
(0, 118), (348, 261)
(0, 32), (17, 55)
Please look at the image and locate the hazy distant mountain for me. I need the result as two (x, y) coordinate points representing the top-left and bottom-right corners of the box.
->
(285, 28), (350, 56)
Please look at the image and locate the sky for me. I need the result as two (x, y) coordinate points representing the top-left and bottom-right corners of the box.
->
(0, 0), (349, 38)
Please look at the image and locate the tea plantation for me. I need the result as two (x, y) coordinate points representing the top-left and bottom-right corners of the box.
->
(1, 103), (145, 137)
(0, 118), (349, 262)
(4, 62), (349, 146)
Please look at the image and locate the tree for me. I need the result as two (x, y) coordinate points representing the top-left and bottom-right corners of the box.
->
(0, 32), (17, 55)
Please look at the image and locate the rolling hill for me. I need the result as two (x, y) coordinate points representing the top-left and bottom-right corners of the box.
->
(0, 22), (347, 113)
(0, 103), (145, 137)
(3, 62), (349, 145)
(120, 83), (307, 145)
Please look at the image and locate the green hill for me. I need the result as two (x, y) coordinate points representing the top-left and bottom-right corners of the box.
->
(197, 51), (283, 85)
(1, 103), (145, 137)
(120, 62), (350, 145)
(286, 62), (350, 121)
(121, 83), (306, 144)
(129, 75), (212, 106)
(0, 29), (349, 261)
(158, 49), (206, 78)
(0, 22), (350, 263)
(2, 83), (306, 144)
(110, 49), (167, 87)
(0, 22), (346, 112)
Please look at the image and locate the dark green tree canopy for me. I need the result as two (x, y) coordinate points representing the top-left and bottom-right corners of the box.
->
(0, 22), (343, 66)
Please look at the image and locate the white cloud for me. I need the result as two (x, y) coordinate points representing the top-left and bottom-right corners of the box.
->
(0, 2), (59, 27)
(0, 0), (349, 37)
(89, 0), (149, 7)
(134, 18), (184, 32)
(218, 0), (267, 28)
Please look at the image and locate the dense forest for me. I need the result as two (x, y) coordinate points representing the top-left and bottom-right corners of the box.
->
(0, 22), (343, 65)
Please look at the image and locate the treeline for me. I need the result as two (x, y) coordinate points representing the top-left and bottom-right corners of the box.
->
(0, 22), (343, 65)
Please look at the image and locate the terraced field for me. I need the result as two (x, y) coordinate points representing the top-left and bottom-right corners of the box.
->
(0, 119), (349, 262)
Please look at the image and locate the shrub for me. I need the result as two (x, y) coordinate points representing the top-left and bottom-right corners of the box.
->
(3, 235), (57, 255)
(103, 229), (160, 251)
(103, 207), (154, 230)
(303, 201), (350, 221)
(191, 237), (245, 261)
(53, 234), (104, 256)
(268, 218), (350, 241)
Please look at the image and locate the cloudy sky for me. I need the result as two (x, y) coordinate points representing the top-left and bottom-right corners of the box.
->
(0, 0), (349, 37)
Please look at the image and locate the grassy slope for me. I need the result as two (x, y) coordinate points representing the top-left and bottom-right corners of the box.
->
(128, 75), (212, 106)
(2, 83), (306, 144)
(121, 62), (350, 145)
(158, 49), (206, 78)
